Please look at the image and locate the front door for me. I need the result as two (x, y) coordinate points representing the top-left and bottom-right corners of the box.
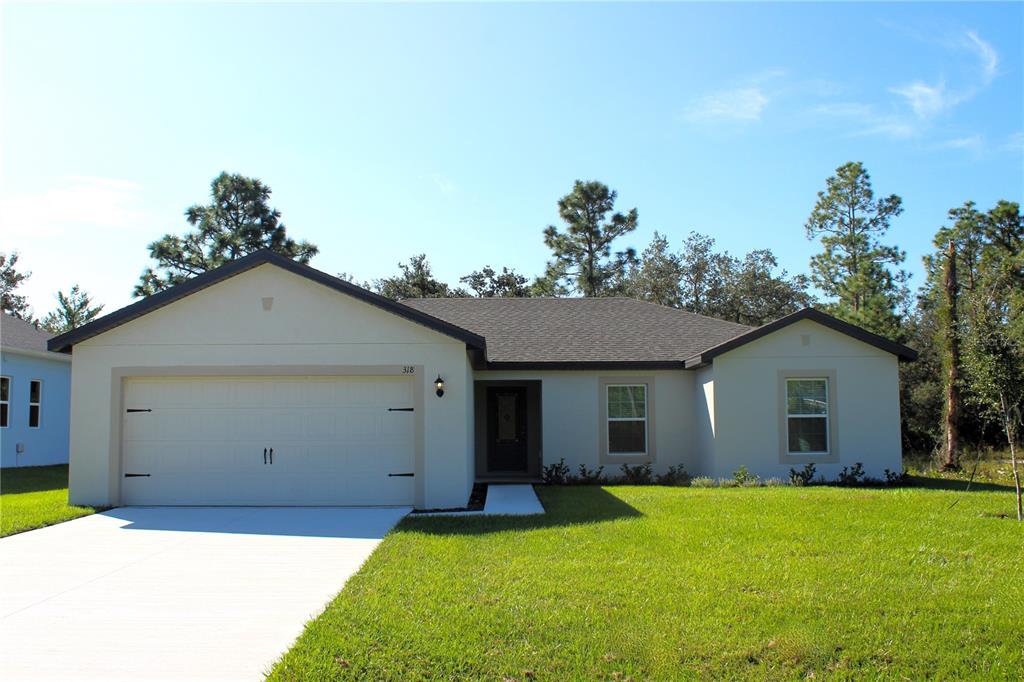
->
(486, 386), (529, 473)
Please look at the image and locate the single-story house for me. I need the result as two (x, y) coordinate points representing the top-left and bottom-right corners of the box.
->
(2, 313), (71, 468)
(49, 250), (916, 509)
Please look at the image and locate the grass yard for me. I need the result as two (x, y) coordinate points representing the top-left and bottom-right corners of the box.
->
(0, 465), (99, 537)
(270, 483), (1023, 681)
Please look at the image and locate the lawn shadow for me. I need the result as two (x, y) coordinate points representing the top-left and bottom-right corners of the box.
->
(0, 465), (70, 494)
(401, 486), (642, 536)
(904, 475), (1018, 493)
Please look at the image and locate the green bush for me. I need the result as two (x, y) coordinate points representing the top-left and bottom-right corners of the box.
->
(655, 465), (690, 486)
(618, 463), (653, 485)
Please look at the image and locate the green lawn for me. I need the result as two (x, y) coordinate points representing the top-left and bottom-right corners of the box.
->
(0, 465), (99, 537)
(270, 483), (1023, 681)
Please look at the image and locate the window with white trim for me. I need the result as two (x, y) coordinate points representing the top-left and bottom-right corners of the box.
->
(606, 384), (647, 455)
(786, 378), (828, 454)
(29, 379), (42, 428)
(0, 376), (9, 428)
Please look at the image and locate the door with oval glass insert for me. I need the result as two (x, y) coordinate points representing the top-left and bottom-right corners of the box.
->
(486, 386), (528, 473)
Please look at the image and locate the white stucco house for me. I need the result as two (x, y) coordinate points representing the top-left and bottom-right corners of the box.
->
(49, 250), (916, 510)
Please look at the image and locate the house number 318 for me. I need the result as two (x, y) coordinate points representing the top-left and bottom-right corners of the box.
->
(402, 366), (415, 374)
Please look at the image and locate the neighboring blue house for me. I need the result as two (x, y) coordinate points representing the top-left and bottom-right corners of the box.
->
(1, 313), (71, 468)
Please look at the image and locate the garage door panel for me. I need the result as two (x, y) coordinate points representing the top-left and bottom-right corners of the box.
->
(121, 376), (416, 506)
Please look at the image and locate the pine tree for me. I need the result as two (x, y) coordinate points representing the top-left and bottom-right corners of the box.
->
(41, 285), (104, 334)
(805, 162), (907, 337)
(135, 172), (318, 296)
(542, 180), (638, 297)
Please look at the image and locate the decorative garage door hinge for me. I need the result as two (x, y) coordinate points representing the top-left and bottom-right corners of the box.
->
(126, 408), (152, 413)
(388, 472), (414, 477)
(387, 407), (414, 412)
(124, 473), (151, 477)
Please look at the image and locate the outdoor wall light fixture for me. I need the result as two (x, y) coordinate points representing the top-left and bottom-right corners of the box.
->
(434, 375), (445, 397)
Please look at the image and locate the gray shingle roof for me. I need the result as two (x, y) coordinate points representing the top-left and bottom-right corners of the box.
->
(1, 313), (56, 354)
(402, 297), (753, 365)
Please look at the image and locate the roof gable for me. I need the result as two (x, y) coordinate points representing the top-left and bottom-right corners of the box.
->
(683, 308), (918, 368)
(48, 251), (486, 353)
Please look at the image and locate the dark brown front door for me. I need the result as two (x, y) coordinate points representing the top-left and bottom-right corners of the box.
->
(486, 386), (529, 473)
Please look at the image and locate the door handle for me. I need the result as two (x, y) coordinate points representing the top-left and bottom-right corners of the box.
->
(264, 448), (267, 465)
(269, 448), (273, 465)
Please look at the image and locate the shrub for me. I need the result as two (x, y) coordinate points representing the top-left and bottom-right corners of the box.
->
(836, 462), (865, 486)
(691, 476), (716, 488)
(575, 464), (606, 485)
(655, 465), (690, 486)
(618, 463), (653, 485)
(542, 458), (571, 485)
(789, 463), (817, 486)
(732, 465), (758, 486)
(718, 478), (740, 488)
(763, 477), (786, 487)
(884, 468), (907, 485)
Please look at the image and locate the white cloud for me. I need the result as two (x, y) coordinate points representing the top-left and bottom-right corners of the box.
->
(428, 173), (457, 195)
(1, 176), (155, 314)
(887, 30), (1000, 122)
(939, 135), (984, 150)
(685, 87), (769, 122)
(889, 81), (961, 120)
(1, 176), (147, 238)
(965, 30), (998, 84)
(811, 103), (917, 139)
(1004, 131), (1024, 151)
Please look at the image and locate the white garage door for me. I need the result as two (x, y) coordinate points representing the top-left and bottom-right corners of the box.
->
(121, 376), (416, 506)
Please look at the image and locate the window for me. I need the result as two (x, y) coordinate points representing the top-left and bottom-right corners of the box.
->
(607, 384), (647, 455)
(0, 377), (8, 428)
(786, 378), (828, 454)
(29, 380), (42, 428)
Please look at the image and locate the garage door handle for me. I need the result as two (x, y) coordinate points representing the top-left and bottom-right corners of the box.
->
(124, 473), (151, 478)
(388, 472), (414, 477)
(388, 407), (414, 412)
(269, 448), (273, 465)
(126, 408), (152, 413)
(264, 448), (267, 465)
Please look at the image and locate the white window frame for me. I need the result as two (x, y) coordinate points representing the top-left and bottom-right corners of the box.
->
(785, 377), (829, 456)
(0, 376), (9, 428)
(606, 383), (648, 456)
(28, 379), (42, 429)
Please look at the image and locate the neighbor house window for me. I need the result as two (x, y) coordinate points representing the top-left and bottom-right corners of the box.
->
(786, 378), (828, 454)
(29, 380), (42, 428)
(0, 377), (9, 428)
(607, 384), (647, 455)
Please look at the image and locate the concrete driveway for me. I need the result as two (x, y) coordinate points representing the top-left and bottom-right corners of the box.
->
(0, 506), (409, 681)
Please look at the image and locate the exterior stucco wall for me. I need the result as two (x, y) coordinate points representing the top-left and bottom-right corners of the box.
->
(474, 369), (697, 477)
(0, 351), (71, 467)
(693, 366), (715, 476)
(709, 318), (903, 481)
(68, 264), (473, 509)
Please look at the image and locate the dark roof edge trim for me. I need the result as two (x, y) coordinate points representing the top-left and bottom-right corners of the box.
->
(47, 250), (487, 353)
(683, 307), (919, 369)
(483, 360), (686, 371)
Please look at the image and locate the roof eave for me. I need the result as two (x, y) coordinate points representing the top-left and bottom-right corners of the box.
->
(47, 250), (487, 354)
(688, 307), (918, 367)
(483, 360), (687, 371)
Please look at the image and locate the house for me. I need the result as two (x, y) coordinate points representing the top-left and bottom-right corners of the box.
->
(1, 313), (72, 468)
(48, 250), (916, 509)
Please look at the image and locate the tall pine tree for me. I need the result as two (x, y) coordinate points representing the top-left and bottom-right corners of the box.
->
(135, 172), (318, 296)
(805, 162), (907, 337)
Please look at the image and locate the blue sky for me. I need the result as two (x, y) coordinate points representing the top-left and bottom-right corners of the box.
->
(3, 2), (1021, 314)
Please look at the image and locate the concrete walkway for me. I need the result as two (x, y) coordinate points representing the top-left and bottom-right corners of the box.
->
(483, 484), (545, 515)
(0, 506), (409, 682)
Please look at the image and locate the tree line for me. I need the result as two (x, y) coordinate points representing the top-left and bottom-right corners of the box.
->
(2, 168), (1020, 492)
